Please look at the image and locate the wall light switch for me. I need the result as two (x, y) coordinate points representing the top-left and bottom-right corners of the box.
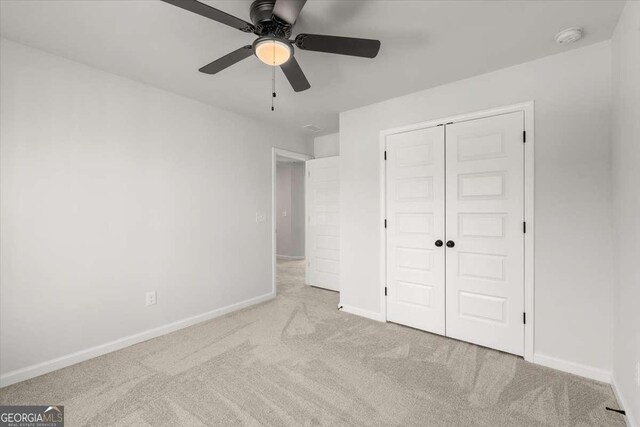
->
(256, 212), (266, 223)
(146, 291), (157, 306)
(283, 210), (287, 217)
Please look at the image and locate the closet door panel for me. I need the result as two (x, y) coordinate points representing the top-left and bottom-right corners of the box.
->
(444, 112), (525, 356)
(307, 156), (340, 291)
(386, 126), (445, 334)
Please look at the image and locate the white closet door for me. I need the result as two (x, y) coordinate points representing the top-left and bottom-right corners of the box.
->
(444, 112), (525, 356)
(386, 126), (445, 334)
(306, 157), (340, 291)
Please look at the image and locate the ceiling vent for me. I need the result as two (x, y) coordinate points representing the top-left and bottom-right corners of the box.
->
(302, 124), (323, 133)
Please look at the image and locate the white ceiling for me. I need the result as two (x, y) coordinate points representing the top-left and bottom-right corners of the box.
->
(0, 0), (625, 135)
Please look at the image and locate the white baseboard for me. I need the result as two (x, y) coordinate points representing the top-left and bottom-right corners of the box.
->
(611, 375), (638, 427)
(276, 255), (305, 260)
(339, 304), (386, 322)
(0, 292), (275, 388)
(533, 353), (611, 383)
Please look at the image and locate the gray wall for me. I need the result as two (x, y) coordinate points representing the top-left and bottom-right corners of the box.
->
(276, 161), (305, 258)
(314, 133), (340, 158)
(611, 1), (640, 423)
(0, 39), (313, 379)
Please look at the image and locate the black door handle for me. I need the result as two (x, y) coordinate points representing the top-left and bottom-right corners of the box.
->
(446, 240), (455, 248)
(435, 240), (443, 247)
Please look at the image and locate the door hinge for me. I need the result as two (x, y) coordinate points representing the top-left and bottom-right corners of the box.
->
(384, 219), (387, 228)
(523, 312), (526, 324)
(385, 287), (387, 296)
(523, 130), (527, 143)
(384, 151), (387, 160)
(523, 221), (527, 233)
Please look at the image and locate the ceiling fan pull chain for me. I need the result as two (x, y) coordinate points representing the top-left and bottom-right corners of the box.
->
(271, 42), (276, 111)
(271, 64), (276, 111)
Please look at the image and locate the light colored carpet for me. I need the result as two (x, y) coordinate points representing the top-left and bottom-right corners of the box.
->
(0, 259), (625, 426)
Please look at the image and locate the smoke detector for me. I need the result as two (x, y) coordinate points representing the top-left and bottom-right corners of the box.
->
(555, 27), (583, 45)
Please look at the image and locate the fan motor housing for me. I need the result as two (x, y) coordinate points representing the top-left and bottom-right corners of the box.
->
(250, 0), (292, 38)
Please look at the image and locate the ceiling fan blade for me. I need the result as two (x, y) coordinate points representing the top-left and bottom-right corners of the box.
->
(272, 0), (307, 25)
(199, 46), (253, 74)
(295, 34), (381, 58)
(161, 0), (255, 33)
(280, 57), (310, 92)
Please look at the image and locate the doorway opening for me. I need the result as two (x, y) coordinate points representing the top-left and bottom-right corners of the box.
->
(272, 148), (312, 296)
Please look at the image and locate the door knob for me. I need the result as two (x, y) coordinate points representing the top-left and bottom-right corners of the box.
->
(446, 240), (455, 248)
(435, 240), (443, 247)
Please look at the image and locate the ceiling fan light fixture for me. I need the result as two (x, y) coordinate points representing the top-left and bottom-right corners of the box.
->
(254, 37), (292, 66)
(161, 0), (381, 93)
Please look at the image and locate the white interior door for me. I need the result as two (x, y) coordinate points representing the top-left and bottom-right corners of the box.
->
(306, 157), (340, 291)
(444, 112), (525, 356)
(386, 126), (446, 334)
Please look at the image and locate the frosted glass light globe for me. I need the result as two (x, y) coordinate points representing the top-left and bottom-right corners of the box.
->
(254, 39), (292, 66)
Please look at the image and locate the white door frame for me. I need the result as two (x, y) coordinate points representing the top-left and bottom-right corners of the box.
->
(272, 148), (313, 296)
(379, 101), (535, 361)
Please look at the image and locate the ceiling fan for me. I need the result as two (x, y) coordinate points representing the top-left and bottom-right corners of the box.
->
(161, 0), (381, 92)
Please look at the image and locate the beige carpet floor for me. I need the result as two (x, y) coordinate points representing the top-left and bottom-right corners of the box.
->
(0, 259), (625, 426)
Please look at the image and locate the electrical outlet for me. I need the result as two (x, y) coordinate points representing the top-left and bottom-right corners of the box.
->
(255, 212), (266, 223)
(145, 291), (156, 306)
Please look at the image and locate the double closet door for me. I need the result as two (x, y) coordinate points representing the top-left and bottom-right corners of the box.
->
(385, 112), (525, 356)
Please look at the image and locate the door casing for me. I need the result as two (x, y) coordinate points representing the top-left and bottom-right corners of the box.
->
(379, 102), (535, 361)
